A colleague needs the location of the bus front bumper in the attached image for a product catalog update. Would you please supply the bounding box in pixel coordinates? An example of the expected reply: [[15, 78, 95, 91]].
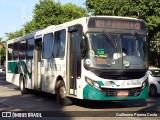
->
[[83, 85, 148, 101]]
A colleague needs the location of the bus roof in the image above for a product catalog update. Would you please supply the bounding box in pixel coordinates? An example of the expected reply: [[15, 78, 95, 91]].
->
[[35, 16, 144, 38], [46, 16, 143, 30], [89, 16, 141, 20], [8, 16, 145, 42]]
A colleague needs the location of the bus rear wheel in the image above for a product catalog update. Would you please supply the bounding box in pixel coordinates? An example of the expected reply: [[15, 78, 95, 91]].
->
[[20, 75, 28, 94], [57, 81, 72, 106]]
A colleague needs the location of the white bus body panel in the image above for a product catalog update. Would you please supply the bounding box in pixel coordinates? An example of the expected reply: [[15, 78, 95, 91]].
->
[[6, 73, 20, 86]]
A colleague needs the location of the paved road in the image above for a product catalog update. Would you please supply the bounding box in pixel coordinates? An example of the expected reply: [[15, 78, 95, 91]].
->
[[0, 73, 160, 120]]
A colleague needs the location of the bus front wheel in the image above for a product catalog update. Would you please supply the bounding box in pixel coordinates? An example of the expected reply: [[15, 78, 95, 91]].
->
[[57, 81, 72, 106], [149, 84, 158, 97], [20, 75, 28, 94]]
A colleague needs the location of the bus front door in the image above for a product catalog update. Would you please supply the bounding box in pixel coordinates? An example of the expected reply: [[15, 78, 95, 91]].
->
[[67, 25, 82, 96]]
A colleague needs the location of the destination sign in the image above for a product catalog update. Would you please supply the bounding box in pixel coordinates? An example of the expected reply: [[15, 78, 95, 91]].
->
[[88, 17, 146, 30]]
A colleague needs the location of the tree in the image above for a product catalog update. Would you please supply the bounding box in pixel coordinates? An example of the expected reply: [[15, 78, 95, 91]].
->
[[149, 41, 160, 67], [32, 0, 62, 29], [5, 29, 23, 40], [60, 3, 87, 23], [86, 0, 123, 15], [0, 38, 6, 65], [32, 0, 86, 29]]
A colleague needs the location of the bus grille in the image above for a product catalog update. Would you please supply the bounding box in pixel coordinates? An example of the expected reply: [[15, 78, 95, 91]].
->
[[101, 87, 142, 97]]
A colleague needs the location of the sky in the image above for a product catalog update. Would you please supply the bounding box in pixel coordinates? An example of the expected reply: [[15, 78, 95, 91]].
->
[[0, 0, 85, 40]]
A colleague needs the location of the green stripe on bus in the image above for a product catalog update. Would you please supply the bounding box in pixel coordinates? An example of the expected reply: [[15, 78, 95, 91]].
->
[[8, 61, 19, 74], [7, 61, 32, 79], [96, 81, 104, 86]]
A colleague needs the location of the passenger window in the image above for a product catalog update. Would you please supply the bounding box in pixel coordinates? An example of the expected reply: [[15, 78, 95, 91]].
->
[[43, 33, 53, 59], [19, 41, 26, 60], [53, 30, 66, 58], [26, 38, 35, 59], [13, 42, 19, 60]]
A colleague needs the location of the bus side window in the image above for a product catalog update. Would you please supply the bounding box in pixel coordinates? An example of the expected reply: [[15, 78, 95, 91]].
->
[[26, 38, 35, 59], [53, 29, 66, 58], [8, 44, 13, 60], [19, 40, 26, 60], [43, 33, 53, 59], [13, 42, 19, 60]]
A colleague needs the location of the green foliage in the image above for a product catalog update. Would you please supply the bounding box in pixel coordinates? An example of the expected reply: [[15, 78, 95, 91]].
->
[[149, 41, 160, 67], [86, 0, 124, 15], [24, 21, 37, 34], [0, 38, 6, 65], [61, 3, 87, 23], [32, 0, 86, 29], [33, 0, 62, 29], [0, 46, 6, 59], [5, 29, 23, 40]]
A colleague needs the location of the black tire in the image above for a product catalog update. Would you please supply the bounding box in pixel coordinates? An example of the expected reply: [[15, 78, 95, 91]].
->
[[20, 75, 28, 94], [57, 81, 72, 106], [149, 85, 158, 97]]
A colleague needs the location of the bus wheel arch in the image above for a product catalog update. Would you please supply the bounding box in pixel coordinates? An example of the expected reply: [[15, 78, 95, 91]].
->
[[19, 74, 28, 94], [55, 76, 72, 106]]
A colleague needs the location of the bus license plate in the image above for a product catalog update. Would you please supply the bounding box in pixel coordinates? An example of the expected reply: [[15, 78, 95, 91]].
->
[[117, 91, 129, 96]]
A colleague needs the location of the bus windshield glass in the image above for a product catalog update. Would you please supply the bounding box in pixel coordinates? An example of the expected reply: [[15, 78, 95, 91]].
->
[[85, 32, 147, 70]]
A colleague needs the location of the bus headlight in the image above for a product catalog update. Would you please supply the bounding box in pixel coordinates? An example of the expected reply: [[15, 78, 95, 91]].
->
[[85, 77, 101, 90], [142, 79, 148, 89]]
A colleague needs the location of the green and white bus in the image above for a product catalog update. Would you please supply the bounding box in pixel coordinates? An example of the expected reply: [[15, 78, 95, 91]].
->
[[6, 16, 148, 105]]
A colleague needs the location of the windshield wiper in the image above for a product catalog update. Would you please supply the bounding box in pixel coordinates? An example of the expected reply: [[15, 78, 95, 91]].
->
[[104, 31, 117, 48], [134, 32, 143, 44]]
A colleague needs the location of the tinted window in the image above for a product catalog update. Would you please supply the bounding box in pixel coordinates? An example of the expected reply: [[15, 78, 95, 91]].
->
[[8, 44, 13, 60], [43, 33, 53, 59], [13, 42, 19, 60], [19, 41, 26, 60], [54, 30, 66, 58], [26, 38, 34, 59]]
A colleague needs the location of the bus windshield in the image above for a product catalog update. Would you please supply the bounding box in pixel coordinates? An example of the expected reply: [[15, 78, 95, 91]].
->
[[85, 32, 148, 70]]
